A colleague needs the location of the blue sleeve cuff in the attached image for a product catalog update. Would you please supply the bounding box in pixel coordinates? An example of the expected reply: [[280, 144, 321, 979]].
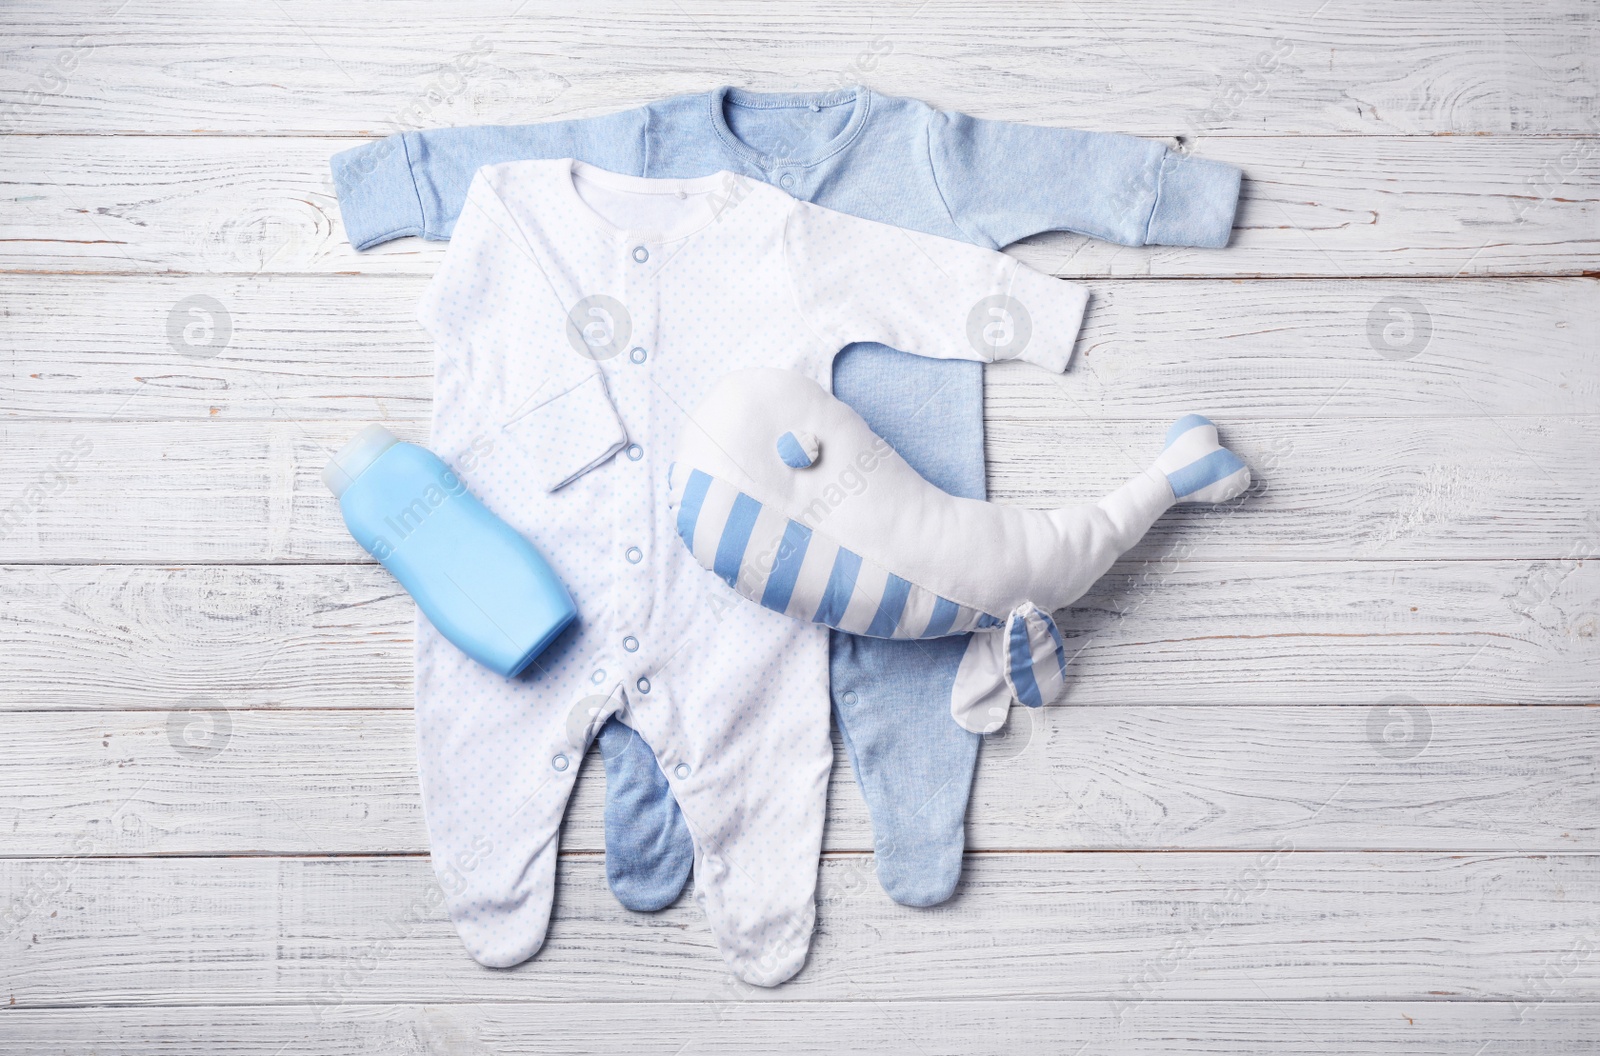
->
[[331, 136, 428, 250], [1144, 150, 1242, 249]]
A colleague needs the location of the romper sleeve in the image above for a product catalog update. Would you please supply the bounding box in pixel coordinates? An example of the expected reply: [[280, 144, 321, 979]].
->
[[925, 109, 1241, 250], [417, 170, 627, 493], [784, 199, 1089, 374], [332, 107, 651, 249]]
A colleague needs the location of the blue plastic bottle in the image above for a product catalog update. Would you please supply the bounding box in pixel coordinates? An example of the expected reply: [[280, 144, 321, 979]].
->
[[323, 425, 576, 678]]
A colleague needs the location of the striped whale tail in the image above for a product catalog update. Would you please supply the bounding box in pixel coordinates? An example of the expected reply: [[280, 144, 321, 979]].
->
[[950, 603, 1069, 735]]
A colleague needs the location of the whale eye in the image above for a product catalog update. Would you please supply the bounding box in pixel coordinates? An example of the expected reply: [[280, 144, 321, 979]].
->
[[776, 430, 820, 469]]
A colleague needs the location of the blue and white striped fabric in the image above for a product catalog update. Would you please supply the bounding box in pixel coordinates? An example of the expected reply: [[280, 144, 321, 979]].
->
[[1001, 603, 1068, 709], [1159, 413, 1251, 503], [672, 465, 1002, 640]]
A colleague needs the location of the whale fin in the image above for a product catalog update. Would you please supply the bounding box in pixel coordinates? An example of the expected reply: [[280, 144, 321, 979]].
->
[[950, 603, 1070, 734], [952, 631, 1012, 734], [1002, 603, 1069, 709]]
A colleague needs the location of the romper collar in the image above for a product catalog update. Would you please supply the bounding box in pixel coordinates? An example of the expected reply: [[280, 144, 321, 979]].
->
[[707, 85, 873, 170], [557, 159, 740, 242]]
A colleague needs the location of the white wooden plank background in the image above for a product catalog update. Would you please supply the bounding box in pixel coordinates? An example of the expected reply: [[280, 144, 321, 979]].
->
[[2, 559, 1595, 711], [8, 1002, 1600, 1056], [3, 704, 1596, 856], [1, 1, 1597, 1051], [1, 0, 1595, 136]]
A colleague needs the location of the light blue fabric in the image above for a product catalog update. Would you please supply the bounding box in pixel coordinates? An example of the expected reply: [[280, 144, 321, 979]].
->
[[775, 431, 814, 469], [711, 492, 762, 588], [1166, 413, 1216, 446], [1007, 615, 1045, 708], [332, 86, 1241, 910], [332, 87, 1240, 253], [761, 519, 812, 615], [866, 574, 912, 638], [595, 718, 692, 912], [1167, 447, 1248, 499]]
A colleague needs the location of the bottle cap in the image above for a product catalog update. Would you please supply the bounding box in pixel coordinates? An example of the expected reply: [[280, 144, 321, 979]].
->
[[322, 424, 399, 498]]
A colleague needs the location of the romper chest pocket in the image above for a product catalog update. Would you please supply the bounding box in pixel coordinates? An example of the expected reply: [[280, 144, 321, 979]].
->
[[503, 370, 628, 492]]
